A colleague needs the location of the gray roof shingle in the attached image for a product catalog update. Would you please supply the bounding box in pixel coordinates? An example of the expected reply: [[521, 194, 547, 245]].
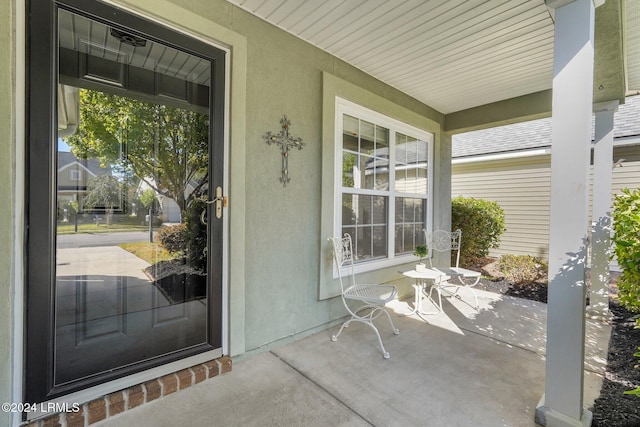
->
[[452, 95, 640, 158], [58, 151, 111, 176]]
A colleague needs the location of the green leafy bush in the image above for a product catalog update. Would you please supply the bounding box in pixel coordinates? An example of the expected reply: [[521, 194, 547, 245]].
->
[[612, 189, 640, 398], [498, 254, 548, 285], [155, 198, 208, 272], [611, 188, 640, 313], [156, 224, 187, 255], [451, 196, 506, 266], [184, 197, 208, 272]]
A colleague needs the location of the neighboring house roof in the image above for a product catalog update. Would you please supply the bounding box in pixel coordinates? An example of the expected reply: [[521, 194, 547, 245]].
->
[[453, 95, 640, 159], [57, 151, 110, 176]]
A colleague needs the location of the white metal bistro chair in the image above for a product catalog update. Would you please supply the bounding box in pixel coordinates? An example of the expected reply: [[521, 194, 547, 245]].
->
[[424, 229, 481, 309], [328, 234, 400, 359]]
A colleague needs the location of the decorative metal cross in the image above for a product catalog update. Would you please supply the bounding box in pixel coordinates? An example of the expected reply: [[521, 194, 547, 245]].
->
[[263, 115, 305, 187]]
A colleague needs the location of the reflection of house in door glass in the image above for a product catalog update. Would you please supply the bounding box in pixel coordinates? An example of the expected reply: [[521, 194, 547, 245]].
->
[[57, 152, 112, 221]]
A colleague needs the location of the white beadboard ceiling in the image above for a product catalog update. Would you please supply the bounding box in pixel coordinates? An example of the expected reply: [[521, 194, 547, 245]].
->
[[227, 0, 640, 114], [58, 8, 211, 86]]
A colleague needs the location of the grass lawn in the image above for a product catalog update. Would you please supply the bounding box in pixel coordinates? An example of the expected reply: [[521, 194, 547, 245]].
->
[[119, 242, 175, 264], [57, 223, 149, 234]]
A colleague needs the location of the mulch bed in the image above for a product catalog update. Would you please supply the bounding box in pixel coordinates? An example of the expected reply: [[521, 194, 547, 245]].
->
[[468, 258, 640, 426], [591, 301, 640, 427]]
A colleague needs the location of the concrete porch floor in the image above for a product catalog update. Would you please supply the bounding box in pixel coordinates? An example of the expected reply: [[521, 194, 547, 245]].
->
[[95, 288, 611, 427]]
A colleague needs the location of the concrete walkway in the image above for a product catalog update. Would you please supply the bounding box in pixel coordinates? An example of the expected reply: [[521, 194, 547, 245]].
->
[[95, 288, 611, 427]]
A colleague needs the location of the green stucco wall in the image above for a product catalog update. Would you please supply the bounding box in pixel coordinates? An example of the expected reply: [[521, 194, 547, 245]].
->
[[106, 0, 449, 355]]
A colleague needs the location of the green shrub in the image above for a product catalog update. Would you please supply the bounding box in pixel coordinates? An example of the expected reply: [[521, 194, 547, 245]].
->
[[611, 188, 640, 313], [154, 198, 208, 272], [612, 189, 640, 398], [184, 197, 208, 272], [156, 224, 187, 255], [451, 196, 506, 266], [498, 254, 548, 285]]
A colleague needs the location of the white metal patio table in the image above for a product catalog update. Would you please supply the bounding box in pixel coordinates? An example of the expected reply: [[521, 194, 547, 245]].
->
[[400, 268, 454, 315]]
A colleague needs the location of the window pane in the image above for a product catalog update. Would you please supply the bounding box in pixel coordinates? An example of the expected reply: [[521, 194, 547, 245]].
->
[[341, 194, 387, 262], [342, 152, 356, 188], [372, 225, 387, 258], [418, 165, 428, 180], [356, 227, 372, 260], [360, 120, 375, 154], [342, 194, 356, 225], [360, 155, 375, 190], [373, 160, 389, 191], [354, 155, 389, 191], [342, 115, 391, 192], [375, 125, 389, 150], [371, 195, 387, 227], [396, 133, 407, 164], [343, 115, 359, 151], [394, 224, 415, 254], [373, 126, 390, 191], [342, 226, 356, 242], [356, 194, 372, 224], [394, 197, 426, 255], [395, 133, 428, 195]]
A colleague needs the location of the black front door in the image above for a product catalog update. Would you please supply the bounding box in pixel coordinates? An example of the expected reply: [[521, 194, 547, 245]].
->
[[26, 0, 225, 404]]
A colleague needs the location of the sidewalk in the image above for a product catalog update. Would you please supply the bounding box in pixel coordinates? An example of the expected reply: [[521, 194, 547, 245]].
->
[[95, 288, 611, 427]]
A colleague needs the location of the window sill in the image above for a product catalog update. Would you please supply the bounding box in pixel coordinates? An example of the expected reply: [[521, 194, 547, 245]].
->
[[334, 254, 425, 279]]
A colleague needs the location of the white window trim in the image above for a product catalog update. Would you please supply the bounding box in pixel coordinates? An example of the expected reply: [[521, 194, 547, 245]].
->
[[334, 97, 434, 277]]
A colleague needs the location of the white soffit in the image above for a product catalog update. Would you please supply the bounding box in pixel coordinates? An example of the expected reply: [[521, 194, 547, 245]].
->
[[626, 0, 640, 92], [226, 0, 555, 114]]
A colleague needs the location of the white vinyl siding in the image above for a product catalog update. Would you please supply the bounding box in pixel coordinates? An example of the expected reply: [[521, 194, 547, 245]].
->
[[452, 156, 551, 259], [612, 161, 640, 192], [452, 156, 640, 261]]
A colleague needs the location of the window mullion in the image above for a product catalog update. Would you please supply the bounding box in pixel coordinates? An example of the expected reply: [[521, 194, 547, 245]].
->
[[342, 188, 388, 196], [388, 129, 396, 259]]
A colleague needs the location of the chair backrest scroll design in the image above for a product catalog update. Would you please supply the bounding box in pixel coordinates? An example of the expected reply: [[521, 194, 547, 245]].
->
[[329, 234, 356, 292], [423, 229, 463, 269]]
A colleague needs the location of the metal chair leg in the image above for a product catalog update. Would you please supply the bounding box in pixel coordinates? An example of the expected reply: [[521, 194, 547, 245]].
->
[[332, 305, 397, 359], [381, 307, 400, 335]]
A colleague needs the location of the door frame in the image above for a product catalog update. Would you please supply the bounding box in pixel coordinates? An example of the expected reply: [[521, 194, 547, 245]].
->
[[25, 0, 228, 407]]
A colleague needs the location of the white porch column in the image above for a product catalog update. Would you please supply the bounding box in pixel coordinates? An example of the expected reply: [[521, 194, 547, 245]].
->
[[536, 0, 596, 426], [588, 101, 618, 320]]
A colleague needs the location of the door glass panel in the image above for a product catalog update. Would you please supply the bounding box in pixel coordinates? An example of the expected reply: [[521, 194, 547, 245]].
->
[[55, 9, 212, 385]]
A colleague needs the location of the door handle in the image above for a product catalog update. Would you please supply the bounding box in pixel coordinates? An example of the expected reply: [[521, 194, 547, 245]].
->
[[214, 186, 224, 219], [204, 186, 226, 221]]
